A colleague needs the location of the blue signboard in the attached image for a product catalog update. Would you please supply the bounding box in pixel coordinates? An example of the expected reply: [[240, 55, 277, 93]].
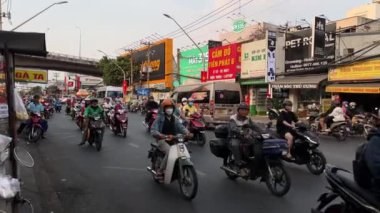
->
[[137, 88, 150, 96]]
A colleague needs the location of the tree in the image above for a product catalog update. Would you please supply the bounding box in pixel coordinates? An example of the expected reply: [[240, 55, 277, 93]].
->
[[29, 86, 43, 96], [46, 85, 61, 96], [97, 56, 140, 86]]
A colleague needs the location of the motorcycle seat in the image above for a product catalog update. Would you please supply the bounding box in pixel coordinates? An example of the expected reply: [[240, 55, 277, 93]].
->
[[336, 170, 380, 208]]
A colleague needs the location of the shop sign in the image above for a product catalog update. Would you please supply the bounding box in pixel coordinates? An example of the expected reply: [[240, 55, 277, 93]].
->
[[208, 43, 241, 81], [67, 80, 75, 90], [328, 59, 380, 81], [267, 31, 276, 82], [285, 23, 336, 73], [179, 45, 209, 85], [241, 39, 267, 79], [271, 84, 319, 89], [0, 69, 48, 83], [311, 16, 326, 59], [233, 19, 247, 33], [326, 85, 380, 94]]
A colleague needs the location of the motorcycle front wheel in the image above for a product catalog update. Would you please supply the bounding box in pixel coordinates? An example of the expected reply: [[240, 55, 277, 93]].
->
[[306, 150, 326, 175], [122, 127, 127, 138], [28, 127, 42, 143], [196, 132, 206, 147], [178, 166, 198, 200], [265, 162, 291, 197], [94, 131, 102, 151]]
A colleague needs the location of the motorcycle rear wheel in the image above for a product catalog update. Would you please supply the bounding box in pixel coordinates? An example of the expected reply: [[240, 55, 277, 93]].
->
[[265, 163, 291, 197], [306, 150, 326, 175], [178, 166, 198, 200], [28, 127, 42, 143], [94, 132, 102, 151], [122, 128, 127, 138]]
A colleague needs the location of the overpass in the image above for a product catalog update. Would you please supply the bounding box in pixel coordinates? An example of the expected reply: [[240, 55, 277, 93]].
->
[[14, 52, 102, 77]]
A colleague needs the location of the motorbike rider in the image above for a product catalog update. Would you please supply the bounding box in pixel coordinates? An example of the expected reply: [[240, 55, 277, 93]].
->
[[145, 96, 159, 124], [112, 99, 124, 127], [324, 101, 346, 132], [151, 99, 191, 181], [276, 100, 299, 159], [229, 103, 263, 176], [17, 95, 48, 137], [346, 102, 360, 119], [79, 98, 104, 146], [182, 97, 198, 118]]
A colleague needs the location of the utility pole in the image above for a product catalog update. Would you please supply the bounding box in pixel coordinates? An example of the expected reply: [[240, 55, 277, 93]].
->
[[126, 49, 134, 95]]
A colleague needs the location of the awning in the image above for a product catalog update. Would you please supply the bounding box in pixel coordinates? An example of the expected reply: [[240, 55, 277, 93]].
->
[[271, 74, 327, 89], [326, 83, 380, 94], [240, 78, 266, 85]]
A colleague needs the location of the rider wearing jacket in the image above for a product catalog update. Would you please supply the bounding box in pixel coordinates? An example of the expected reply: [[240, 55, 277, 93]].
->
[[79, 98, 104, 145], [145, 96, 159, 123], [151, 99, 190, 179], [229, 103, 263, 175], [17, 95, 48, 137]]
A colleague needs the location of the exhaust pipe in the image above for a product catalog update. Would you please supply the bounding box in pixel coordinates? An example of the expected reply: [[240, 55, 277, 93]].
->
[[220, 166, 239, 176], [147, 166, 157, 175]]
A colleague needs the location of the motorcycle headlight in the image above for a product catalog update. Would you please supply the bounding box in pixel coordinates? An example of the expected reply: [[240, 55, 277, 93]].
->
[[261, 134, 270, 139]]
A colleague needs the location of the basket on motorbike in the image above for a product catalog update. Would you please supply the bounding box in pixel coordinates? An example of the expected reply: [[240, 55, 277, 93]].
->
[[209, 139, 229, 158], [214, 125, 229, 139], [262, 139, 288, 155]]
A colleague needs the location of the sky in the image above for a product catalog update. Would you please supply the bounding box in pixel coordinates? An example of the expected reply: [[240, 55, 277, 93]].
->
[[1, 0, 371, 61]]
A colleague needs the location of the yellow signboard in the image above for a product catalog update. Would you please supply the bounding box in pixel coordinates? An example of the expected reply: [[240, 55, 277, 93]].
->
[[0, 69, 48, 83], [329, 59, 380, 81], [326, 85, 380, 94]]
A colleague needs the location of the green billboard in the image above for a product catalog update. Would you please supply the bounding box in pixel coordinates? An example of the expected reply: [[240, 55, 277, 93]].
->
[[179, 45, 208, 85]]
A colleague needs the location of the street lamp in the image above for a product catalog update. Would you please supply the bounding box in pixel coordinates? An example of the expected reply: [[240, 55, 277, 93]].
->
[[163, 13, 206, 75], [11, 1, 68, 31], [76, 26, 82, 58], [97, 50, 127, 94]]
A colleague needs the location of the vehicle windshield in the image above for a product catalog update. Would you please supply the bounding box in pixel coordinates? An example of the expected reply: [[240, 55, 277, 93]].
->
[[214, 90, 240, 104], [107, 91, 123, 98]]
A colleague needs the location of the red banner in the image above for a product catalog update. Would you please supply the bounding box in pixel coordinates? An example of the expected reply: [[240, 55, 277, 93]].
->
[[208, 43, 241, 81], [122, 80, 128, 95], [200, 71, 207, 82]]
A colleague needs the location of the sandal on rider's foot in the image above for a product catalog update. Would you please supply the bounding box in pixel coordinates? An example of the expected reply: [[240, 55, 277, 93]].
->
[[285, 153, 295, 161]]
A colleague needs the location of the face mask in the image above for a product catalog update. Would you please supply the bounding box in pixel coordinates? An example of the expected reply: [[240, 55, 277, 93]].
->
[[189, 102, 193, 106], [165, 108, 173, 115]]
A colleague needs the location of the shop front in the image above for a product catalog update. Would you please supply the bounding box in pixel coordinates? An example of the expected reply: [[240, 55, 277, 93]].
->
[[327, 59, 380, 111]]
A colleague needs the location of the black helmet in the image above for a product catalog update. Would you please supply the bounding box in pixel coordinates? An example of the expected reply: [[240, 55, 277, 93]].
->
[[33, 95, 40, 100], [283, 100, 293, 107], [90, 98, 98, 104], [238, 103, 249, 111]]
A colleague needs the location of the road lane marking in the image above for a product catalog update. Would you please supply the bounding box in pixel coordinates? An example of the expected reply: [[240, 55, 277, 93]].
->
[[103, 166, 145, 172], [129, 143, 139, 148]]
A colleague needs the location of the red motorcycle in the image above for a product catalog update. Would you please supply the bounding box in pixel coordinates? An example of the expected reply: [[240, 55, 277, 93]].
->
[[110, 108, 128, 137], [143, 109, 158, 133], [25, 112, 43, 143], [187, 113, 206, 146]]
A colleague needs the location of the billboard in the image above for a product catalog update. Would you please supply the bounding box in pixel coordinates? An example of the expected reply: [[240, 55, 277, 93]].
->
[[311, 16, 326, 59], [241, 39, 267, 79], [0, 69, 48, 83], [285, 23, 336, 73], [267, 31, 276, 82], [208, 43, 241, 81], [329, 59, 380, 81], [179, 45, 208, 85]]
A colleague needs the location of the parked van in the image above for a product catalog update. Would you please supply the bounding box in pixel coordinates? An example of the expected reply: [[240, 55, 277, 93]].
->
[[171, 82, 242, 126], [96, 86, 123, 101]]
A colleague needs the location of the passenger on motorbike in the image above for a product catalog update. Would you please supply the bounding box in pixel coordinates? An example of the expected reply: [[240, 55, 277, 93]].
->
[[346, 102, 360, 119], [276, 100, 299, 159], [151, 99, 190, 180], [145, 96, 159, 123], [364, 111, 380, 196], [112, 100, 124, 126], [182, 98, 197, 118], [17, 95, 48, 137], [228, 103, 263, 176], [324, 102, 346, 132], [79, 98, 104, 146]]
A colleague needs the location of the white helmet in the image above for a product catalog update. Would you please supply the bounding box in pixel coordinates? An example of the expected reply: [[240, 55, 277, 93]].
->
[[181, 97, 188, 102], [349, 102, 357, 107]]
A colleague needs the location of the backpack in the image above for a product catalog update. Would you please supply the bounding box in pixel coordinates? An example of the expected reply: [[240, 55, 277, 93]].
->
[[353, 143, 373, 189]]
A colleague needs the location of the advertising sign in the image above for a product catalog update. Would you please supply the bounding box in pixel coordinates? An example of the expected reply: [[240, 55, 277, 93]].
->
[[233, 19, 247, 33], [311, 16, 326, 59], [326, 85, 380, 94], [67, 80, 75, 90], [285, 23, 336, 73], [329, 59, 380, 81], [179, 45, 209, 85], [132, 40, 172, 81], [241, 40, 267, 79], [0, 69, 48, 83], [208, 43, 241, 81], [267, 31, 276, 82]]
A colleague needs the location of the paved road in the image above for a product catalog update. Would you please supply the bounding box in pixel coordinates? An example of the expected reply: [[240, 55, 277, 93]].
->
[[18, 111, 364, 213]]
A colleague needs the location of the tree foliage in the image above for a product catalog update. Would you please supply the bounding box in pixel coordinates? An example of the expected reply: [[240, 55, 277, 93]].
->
[[29, 86, 43, 96], [97, 56, 140, 86], [46, 85, 61, 96]]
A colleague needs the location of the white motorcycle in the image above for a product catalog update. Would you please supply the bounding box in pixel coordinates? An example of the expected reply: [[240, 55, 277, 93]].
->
[[147, 134, 198, 200]]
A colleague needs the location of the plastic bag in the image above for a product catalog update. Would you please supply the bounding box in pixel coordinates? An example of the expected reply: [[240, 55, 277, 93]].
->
[[0, 175, 20, 199], [15, 92, 28, 120]]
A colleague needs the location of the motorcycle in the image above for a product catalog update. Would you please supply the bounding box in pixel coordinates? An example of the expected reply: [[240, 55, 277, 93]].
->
[[186, 113, 206, 146], [75, 109, 84, 130], [147, 134, 198, 200], [109, 108, 128, 138], [310, 114, 349, 141], [143, 109, 158, 132], [86, 116, 105, 151], [209, 125, 291, 197], [312, 165, 380, 213], [72, 104, 82, 121], [24, 112, 44, 143], [55, 102, 62, 113], [269, 122, 327, 175], [43, 103, 51, 120], [103, 107, 111, 126], [267, 107, 280, 120]]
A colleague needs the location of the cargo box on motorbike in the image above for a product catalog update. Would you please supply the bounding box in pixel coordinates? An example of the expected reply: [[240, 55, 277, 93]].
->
[[214, 125, 229, 139], [209, 139, 229, 158], [262, 139, 288, 155]]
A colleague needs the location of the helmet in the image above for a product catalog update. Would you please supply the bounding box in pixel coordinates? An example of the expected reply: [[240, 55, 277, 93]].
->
[[283, 100, 293, 107], [238, 102, 249, 111], [33, 95, 40, 100], [161, 99, 174, 108], [181, 97, 188, 102], [90, 98, 98, 103], [349, 102, 357, 107]]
